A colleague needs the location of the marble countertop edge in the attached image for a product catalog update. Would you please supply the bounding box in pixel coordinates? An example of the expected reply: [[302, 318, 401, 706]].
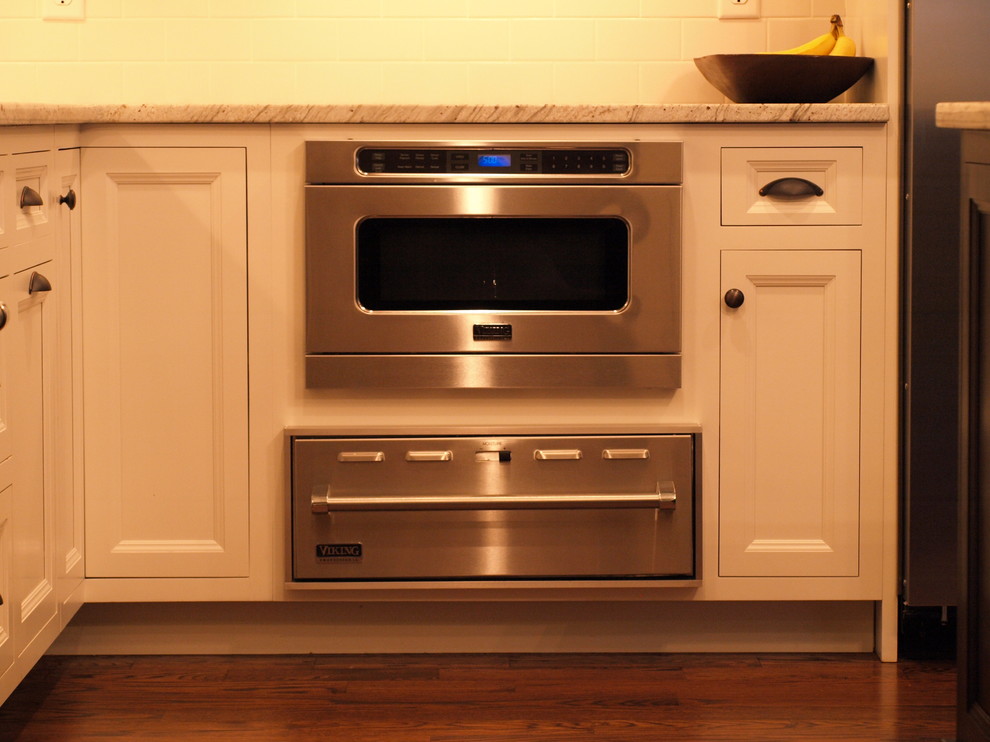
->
[[0, 102, 889, 125]]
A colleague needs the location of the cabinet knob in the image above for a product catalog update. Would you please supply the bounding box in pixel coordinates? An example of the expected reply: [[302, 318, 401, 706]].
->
[[19, 185, 43, 209], [59, 188, 77, 210], [724, 288, 745, 309], [28, 271, 52, 295], [0, 303, 6, 331]]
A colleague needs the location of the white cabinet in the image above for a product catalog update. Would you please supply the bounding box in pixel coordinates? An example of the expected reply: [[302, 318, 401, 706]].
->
[[0, 128, 74, 703], [81, 147, 249, 579], [719, 249, 862, 577]]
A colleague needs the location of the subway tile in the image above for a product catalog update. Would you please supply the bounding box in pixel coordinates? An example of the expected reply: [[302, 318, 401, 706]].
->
[[812, 0, 846, 18], [86, 0, 123, 17], [469, 0, 554, 19], [123, 0, 207, 17], [296, 0, 381, 17], [467, 62, 555, 104], [167, 19, 253, 62], [209, 0, 289, 18], [554, 0, 641, 17], [336, 19, 426, 61], [123, 62, 212, 102], [210, 62, 297, 103], [762, 0, 813, 18], [422, 20, 510, 61], [553, 62, 639, 103], [641, 60, 724, 103], [79, 19, 167, 61], [597, 19, 681, 61], [36, 62, 123, 103], [642, 0, 717, 17], [0, 20, 79, 62], [510, 19, 596, 61], [0, 0, 41, 18], [0, 63, 38, 101], [682, 18, 767, 57], [252, 19, 341, 61], [296, 61, 384, 102], [381, 62, 469, 103], [381, 0, 468, 17]]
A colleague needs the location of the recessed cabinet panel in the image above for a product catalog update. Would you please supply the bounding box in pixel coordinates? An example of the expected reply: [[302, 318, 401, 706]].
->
[[720, 250, 862, 577], [0, 155, 10, 253], [81, 148, 249, 578], [721, 147, 863, 226]]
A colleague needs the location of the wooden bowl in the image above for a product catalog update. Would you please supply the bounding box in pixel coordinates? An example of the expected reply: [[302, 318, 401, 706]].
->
[[693, 53, 874, 104]]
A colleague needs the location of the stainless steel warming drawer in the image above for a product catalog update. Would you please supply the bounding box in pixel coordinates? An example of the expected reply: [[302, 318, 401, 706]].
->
[[290, 433, 699, 582]]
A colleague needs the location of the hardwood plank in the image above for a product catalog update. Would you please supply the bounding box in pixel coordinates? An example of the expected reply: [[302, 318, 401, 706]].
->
[[0, 653, 956, 742]]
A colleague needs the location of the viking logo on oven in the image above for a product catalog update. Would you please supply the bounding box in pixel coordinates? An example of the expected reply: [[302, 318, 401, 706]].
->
[[316, 543, 363, 562]]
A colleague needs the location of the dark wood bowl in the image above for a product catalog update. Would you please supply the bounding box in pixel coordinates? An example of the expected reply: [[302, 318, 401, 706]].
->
[[694, 53, 874, 104]]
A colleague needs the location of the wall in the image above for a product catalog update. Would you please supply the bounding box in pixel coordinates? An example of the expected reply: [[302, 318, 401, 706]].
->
[[2, 0, 857, 105]]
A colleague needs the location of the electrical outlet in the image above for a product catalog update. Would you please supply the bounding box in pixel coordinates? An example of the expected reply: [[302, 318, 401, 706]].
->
[[43, 0, 85, 21], [718, 0, 761, 19]]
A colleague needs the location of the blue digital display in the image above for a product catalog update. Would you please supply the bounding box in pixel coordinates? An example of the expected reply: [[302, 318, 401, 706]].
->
[[478, 154, 512, 168]]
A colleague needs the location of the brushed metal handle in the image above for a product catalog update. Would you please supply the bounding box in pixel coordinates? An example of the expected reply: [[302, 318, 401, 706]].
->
[[28, 271, 52, 295], [311, 482, 676, 513], [19, 185, 43, 209], [534, 449, 583, 461], [603, 448, 650, 460], [405, 450, 453, 462], [337, 451, 385, 463]]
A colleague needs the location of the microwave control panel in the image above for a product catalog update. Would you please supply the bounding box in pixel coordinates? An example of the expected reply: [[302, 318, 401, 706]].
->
[[356, 147, 630, 176]]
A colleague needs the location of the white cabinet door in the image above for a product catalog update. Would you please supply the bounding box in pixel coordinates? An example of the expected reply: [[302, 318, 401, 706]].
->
[[720, 250, 862, 577], [81, 148, 249, 578], [10, 260, 58, 654]]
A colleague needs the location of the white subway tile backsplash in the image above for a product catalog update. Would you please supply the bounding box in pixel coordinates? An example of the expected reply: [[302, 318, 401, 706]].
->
[[597, 19, 682, 61], [511, 19, 596, 61], [0, 4, 857, 104]]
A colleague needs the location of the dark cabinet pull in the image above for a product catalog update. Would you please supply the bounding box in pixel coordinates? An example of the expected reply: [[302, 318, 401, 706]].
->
[[724, 288, 745, 309], [758, 177, 824, 198], [0, 303, 6, 331], [28, 271, 52, 295], [19, 185, 43, 209], [59, 188, 77, 210]]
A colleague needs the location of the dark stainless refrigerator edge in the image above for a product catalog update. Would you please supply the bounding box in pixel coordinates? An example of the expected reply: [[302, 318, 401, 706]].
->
[[902, 0, 990, 608]]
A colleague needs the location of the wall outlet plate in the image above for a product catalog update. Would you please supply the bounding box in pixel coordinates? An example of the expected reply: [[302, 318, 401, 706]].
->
[[43, 0, 85, 21], [718, 0, 761, 19]]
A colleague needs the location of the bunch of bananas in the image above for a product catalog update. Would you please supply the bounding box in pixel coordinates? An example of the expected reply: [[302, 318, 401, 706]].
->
[[770, 14, 856, 56]]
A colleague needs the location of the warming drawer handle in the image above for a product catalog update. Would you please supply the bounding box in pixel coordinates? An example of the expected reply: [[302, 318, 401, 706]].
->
[[534, 449, 583, 461], [310, 481, 676, 513]]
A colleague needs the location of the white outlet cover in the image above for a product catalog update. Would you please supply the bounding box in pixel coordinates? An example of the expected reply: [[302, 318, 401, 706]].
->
[[43, 0, 86, 21], [718, 0, 761, 19]]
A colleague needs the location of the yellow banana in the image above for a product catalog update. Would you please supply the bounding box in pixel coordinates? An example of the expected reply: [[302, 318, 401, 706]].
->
[[829, 15, 857, 56], [770, 14, 842, 55]]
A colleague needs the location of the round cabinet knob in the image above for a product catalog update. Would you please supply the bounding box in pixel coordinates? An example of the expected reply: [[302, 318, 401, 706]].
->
[[0, 303, 7, 331], [59, 189, 77, 210], [724, 288, 745, 309]]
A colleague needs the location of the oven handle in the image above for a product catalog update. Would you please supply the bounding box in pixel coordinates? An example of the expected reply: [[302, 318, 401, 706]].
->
[[311, 481, 676, 513]]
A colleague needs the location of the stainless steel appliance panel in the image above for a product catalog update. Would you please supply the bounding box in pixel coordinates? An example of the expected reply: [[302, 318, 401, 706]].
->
[[305, 184, 680, 355], [291, 434, 697, 581]]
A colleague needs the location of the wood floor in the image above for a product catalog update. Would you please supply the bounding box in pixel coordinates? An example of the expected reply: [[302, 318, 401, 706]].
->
[[0, 653, 955, 742]]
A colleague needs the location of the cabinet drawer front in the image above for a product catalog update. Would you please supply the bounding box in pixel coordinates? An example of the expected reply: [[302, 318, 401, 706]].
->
[[721, 147, 863, 226]]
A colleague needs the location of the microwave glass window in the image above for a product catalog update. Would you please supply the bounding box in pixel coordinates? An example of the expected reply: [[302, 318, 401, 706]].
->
[[356, 217, 629, 311]]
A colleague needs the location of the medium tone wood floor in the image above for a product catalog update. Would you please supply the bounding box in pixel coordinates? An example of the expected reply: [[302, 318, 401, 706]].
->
[[0, 653, 955, 742]]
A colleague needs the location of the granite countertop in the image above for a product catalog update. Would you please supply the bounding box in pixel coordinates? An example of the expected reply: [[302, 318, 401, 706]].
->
[[936, 102, 990, 130], [0, 102, 889, 125]]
